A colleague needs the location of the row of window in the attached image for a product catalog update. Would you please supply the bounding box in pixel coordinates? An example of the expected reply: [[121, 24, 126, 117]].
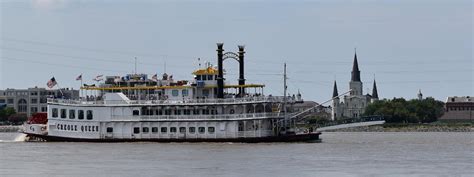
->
[[31, 107, 48, 113], [448, 107, 474, 111], [52, 108, 93, 120], [56, 124, 99, 132], [138, 109, 219, 116], [0, 98, 47, 104], [195, 75, 218, 81], [106, 126, 216, 134], [171, 89, 189, 97]]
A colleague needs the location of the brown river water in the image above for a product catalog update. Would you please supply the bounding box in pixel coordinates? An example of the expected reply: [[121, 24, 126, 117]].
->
[[0, 132, 472, 177]]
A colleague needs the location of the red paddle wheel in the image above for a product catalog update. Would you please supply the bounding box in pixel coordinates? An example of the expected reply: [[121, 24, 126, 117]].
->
[[27, 112, 48, 124]]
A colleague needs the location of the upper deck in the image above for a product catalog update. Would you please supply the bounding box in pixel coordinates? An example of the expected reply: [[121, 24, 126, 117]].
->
[[48, 95, 298, 107]]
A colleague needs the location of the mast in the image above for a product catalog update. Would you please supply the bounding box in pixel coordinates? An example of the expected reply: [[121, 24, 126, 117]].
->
[[134, 57, 137, 75], [283, 63, 288, 130]]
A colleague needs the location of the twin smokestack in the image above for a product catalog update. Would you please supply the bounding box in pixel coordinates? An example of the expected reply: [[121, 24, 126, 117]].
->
[[216, 43, 245, 98]]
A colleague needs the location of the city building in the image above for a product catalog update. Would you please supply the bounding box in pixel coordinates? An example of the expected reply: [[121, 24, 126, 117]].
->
[[0, 87, 79, 117], [439, 96, 473, 122], [331, 52, 379, 120]]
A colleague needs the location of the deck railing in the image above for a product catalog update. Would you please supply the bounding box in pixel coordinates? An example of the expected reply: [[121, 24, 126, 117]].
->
[[110, 112, 286, 121], [48, 96, 295, 106]]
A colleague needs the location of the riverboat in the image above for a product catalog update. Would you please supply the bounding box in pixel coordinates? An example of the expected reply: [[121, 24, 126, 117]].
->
[[23, 44, 321, 142]]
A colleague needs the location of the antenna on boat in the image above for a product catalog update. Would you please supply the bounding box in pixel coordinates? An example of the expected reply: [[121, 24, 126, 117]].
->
[[283, 62, 288, 130], [134, 57, 137, 74]]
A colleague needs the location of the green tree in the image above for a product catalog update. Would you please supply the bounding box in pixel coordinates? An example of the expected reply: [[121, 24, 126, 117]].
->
[[0, 107, 16, 122], [364, 97, 444, 123]]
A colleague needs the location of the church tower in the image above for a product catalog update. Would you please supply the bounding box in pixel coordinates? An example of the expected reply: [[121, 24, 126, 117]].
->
[[349, 51, 363, 96], [331, 80, 340, 120], [371, 79, 379, 102]]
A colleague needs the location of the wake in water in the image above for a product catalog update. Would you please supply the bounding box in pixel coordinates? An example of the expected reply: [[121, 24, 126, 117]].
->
[[14, 133, 27, 142]]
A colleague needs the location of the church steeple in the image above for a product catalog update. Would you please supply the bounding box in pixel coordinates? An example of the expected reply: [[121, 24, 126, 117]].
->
[[351, 51, 361, 82], [372, 80, 378, 99], [332, 80, 339, 98]]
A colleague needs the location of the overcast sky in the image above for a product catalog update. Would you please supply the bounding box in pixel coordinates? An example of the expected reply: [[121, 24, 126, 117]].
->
[[0, 0, 472, 103]]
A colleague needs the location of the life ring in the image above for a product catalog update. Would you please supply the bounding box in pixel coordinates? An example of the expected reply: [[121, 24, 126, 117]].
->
[[41, 127, 46, 131]]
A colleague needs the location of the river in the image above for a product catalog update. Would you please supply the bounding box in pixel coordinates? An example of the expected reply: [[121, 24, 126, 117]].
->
[[0, 132, 472, 177]]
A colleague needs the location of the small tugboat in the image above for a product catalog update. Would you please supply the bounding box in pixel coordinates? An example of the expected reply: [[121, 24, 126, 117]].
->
[[23, 44, 321, 142]]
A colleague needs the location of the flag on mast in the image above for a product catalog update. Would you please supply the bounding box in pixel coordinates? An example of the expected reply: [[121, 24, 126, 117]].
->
[[93, 75, 104, 81], [47, 77, 57, 88], [76, 74, 82, 81]]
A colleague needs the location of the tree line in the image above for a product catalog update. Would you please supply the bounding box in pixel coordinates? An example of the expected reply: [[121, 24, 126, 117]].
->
[[0, 107, 28, 125], [364, 97, 445, 123]]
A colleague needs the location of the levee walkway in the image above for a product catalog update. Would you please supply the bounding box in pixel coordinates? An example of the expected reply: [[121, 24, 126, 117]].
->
[[317, 120, 385, 131]]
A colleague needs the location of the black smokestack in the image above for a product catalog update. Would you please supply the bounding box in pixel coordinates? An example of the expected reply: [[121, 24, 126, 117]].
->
[[217, 43, 224, 98], [238, 45, 245, 96]]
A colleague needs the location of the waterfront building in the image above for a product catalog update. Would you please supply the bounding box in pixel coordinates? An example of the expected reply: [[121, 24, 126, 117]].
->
[[439, 96, 473, 122], [331, 52, 379, 120], [0, 87, 79, 117]]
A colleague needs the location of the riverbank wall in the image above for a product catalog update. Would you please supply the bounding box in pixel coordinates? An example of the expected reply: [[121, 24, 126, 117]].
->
[[0, 126, 22, 132], [324, 124, 472, 132]]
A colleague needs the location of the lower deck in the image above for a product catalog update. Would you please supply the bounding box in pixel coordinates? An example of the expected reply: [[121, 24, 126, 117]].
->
[[25, 132, 321, 143], [46, 119, 279, 140]]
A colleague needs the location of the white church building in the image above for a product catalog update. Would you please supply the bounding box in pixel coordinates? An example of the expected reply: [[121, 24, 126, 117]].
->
[[331, 52, 379, 120]]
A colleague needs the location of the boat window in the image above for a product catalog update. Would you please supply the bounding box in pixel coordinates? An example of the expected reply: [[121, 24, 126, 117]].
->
[[198, 127, 205, 134], [74, 125, 77, 131], [189, 127, 195, 133], [182, 89, 189, 97], [215, 75, 218, 80], [207, 75, 213, 80], [67, 125, 70, 131], [172, 90, 179, 97], [202, 75, 207, 81], [81, 126, 84, 132], [78, 110, 84, 120], [52, 108, 58, 118], [86, 110, 93, 120], [152, 127, 158, 133], [196, 75, 202, 81], [60, 109, 67, 118], [88, 126, 92, 132], [161, 127, 167, 133], [107, 127, 113, 133], [142, 127, 149, 133], [208, 127, 215, 133], [170, 127, 177, 133], [179, 127, 186, 133], [133, 127, 140, 134], [69, 110, 75, 119], [133, 110, 140, 116], [96, 126, 99, 131], [92, 126, 95, 131]]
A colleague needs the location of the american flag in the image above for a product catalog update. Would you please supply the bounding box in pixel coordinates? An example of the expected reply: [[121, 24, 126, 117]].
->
[[76, 74, 82, 81], [47, 77, 57, 88], [93, 75, 103, 81]]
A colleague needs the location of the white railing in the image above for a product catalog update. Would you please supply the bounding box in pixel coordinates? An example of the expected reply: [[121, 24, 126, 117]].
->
[[110, 112, 285, 121], [48, 96, 296, 106]]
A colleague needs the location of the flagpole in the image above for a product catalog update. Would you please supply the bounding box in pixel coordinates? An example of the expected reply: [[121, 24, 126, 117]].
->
[[56, 82, 64, 97], [80, 79, 83, 100]]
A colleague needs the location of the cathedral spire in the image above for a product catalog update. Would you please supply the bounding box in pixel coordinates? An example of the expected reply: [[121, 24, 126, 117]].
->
[[372, 79, 378, 99], [351, 50, 361, 82], [333, 80, 339, 98]]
